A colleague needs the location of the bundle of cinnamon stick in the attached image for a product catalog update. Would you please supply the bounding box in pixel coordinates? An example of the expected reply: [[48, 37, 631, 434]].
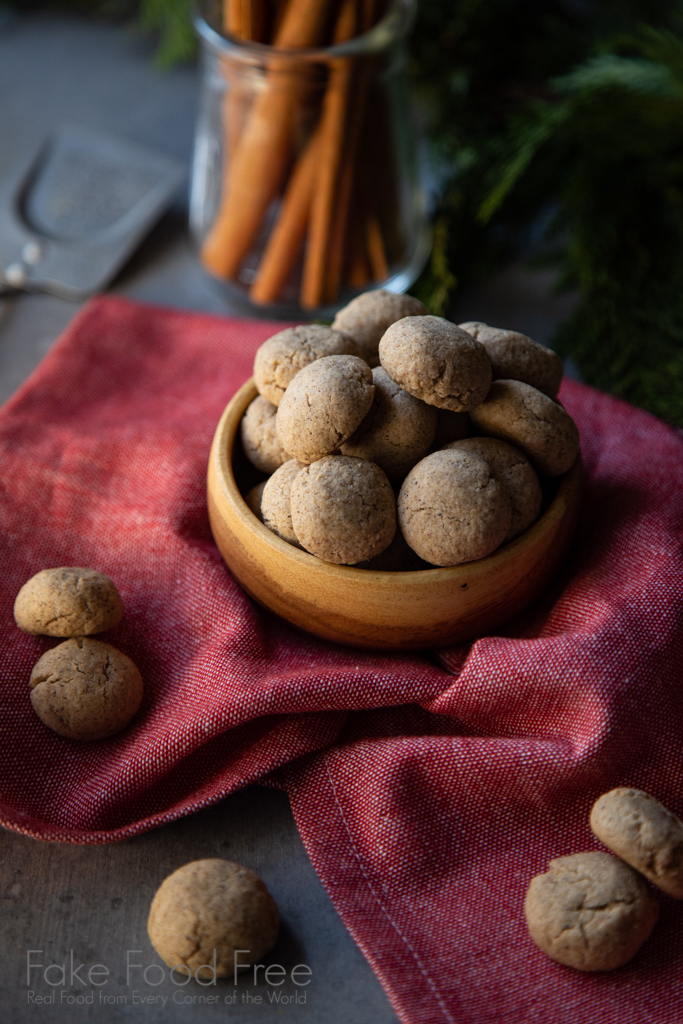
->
[[200, 0, 397, 310]]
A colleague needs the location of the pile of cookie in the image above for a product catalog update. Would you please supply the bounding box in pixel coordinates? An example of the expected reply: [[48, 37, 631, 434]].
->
[[13, 567, 142, 741], [526, 788, 683, 971], [240, 290, 580, 568]]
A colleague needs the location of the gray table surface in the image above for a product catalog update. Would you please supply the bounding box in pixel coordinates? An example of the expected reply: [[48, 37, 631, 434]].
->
[[0, 12, 576, 1023]]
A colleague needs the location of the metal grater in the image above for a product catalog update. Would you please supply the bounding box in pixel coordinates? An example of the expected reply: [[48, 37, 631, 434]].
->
[[0, 126, 185, 300]]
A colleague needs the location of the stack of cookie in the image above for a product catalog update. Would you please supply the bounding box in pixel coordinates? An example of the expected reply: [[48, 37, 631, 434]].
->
[[525, 788, 683, 971], [14, 568, 143, 741], [239, 290, 580, 568]]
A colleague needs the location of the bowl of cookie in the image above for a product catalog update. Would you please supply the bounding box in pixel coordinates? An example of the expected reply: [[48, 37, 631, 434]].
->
[[207, 292, 581, 650]]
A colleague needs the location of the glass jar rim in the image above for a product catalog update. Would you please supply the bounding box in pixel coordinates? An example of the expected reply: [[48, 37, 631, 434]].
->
[[194, 0, 415, 63]]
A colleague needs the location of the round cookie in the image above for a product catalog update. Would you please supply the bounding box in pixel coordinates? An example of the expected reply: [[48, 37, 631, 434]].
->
[[398, 449, 511, 566], [29, 637, 143, 741], [240, 395, 292, 474], [590, 788, 683, 900], [290, 456, 395, 564], [261, 459, 304, 546], [14, 567, 124, 637], [459, 322, 563, 398], [276, 355, 375, 464], [332, 290, 427, 366], [244, 481, 266, 522], [378, 316, 491, 412], [341, 366, 437, 481], [148, 859, 279, 980], [445, 437, 542, 541], [253, 324, 359, 406], [524, 851, 659, 971], [469, 379, 580, 476]]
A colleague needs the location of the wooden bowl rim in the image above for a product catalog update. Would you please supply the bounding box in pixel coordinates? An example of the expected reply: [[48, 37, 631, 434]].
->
[[210, 378, 581, 587]]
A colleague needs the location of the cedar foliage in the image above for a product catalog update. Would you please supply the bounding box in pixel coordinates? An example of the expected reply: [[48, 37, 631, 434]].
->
[[410, 1, 683, 424]]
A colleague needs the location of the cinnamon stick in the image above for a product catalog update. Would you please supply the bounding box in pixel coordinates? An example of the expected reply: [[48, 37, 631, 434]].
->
[[201, 0, 334, 280], [300, 0, 357, 308], [250, 127, 322, 304]]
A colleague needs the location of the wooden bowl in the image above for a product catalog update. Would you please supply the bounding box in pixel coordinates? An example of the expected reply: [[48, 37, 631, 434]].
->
[[207, 379, 581, 650]]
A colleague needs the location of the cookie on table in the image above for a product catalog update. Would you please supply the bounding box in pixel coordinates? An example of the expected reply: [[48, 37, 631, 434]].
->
[[276, 354, 375, 464], [459, 321, 563, 398], [240, 395, 292, 474], [290, 456, 395, 564], [332, 290, 427, 367], [341, 366, 437, 482], [148, 859, 279, 980], [445, 437, 542, 541], [253, 324, 359, 406], [261, 459, 304, 546], [379, 316, 491, 412], [524, 851, 659, 971], [469, 379, 579, 476], [398, 449, 511, 566], [14, 567, 124, 637], [29, 637, 143, 741], [590, 788, 683, 900]]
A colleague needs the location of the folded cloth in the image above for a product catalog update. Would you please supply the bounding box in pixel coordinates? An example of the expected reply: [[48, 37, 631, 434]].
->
[[0, 295, 681, 1023]]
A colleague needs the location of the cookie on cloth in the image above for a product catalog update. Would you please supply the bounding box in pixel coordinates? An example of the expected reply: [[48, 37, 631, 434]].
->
[[261, 459, 304, 546], [459, 322, 563, 398], [397, 449, 511, 566], [276, 355, 375, 464], [444, 437, 542, 541], [332, 290, 427, 367], [253, 324, 359, 407], [590, 788, 683, 900], [29, 637, 143, 741], [469, 379, 579, 476], [378, 316, 491, 412], [290, 456, 395, 564], [341, 366, 437, 481], [14, 567, 124, 637], [240, 395, 292, 474], [148, 859, 279, 980], [524, 851, 659, 971]]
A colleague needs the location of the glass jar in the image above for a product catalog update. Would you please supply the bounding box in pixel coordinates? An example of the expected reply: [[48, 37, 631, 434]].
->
[[191, 0, 430, 318]]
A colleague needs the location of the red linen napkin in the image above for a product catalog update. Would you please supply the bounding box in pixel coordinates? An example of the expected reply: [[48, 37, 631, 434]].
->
[[0, 295, 682, 1023]]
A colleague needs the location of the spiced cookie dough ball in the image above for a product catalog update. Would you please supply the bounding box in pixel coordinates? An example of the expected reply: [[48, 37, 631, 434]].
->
[[290, 456, 395, 564], [253, 325, 359, 406], [379, 316, 492, 412], [459, 322, 563, 398], [341, 367, 437, 481], [469, 379, 580, 476], [240, 395, 292, 474], [332, 290, 427, 367], [524, 852, 659, 971], [29, 637, 143, 741], [148, 859, 279, 980], [261, 459, 304, 546], [445, 437, 542, 541], [398, 449, 511, 566], [276, 355, 375, 464], [14, 567, 124, 637], [591, 789, 683, 900]]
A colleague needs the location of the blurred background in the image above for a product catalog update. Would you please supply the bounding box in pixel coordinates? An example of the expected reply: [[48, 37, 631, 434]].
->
[[3, 0, 683, 425]]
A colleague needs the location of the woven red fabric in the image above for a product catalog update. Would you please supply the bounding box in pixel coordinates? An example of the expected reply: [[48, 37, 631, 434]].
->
[[1, 295, 682, 1022]]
